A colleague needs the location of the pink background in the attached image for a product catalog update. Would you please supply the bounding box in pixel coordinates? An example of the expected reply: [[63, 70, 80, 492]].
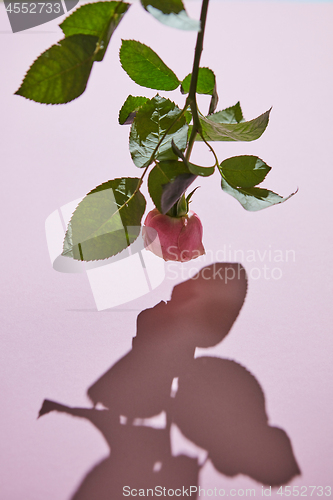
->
[[1, 0, 333, 498]]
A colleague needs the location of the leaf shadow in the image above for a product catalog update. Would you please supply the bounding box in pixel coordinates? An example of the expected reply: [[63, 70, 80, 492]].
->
[[39, 263, 300, 498]]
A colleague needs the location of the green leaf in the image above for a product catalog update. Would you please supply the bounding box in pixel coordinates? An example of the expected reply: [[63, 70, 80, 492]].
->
[[194, 108, 271, 142], [181, 68, 216, 95], [171, 138, 214, 177], [209, 102, 244, 124], [221, 177, 296, 212], [188, 162, 215, 177], [15, 35, 99, 104], [16, 2, 129, 104], [148, 160, 192, 213], [120, 40, 180, 91], [184, 109, 192, 124], [141, 0, 200, 31], [119, 95, 149, 125], [129, 95, 188, 168], [186, 186, 199, 205], [141, 0, 184, 15], [219, 156, 271, 188], [62, 178, 146, 261], [60, 1, 129, 62]]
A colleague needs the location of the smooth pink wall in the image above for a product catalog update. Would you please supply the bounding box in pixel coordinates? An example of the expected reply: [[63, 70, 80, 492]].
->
[[1, 1, 332, 498]]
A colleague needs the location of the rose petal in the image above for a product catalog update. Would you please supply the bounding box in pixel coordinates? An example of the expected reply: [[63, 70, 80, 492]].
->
[[178, 212, 205, 262], [144, 209, 205, 262]]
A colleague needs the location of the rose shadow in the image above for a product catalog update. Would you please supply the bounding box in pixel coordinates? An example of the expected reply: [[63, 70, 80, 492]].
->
[[39, 263, 300, 499]]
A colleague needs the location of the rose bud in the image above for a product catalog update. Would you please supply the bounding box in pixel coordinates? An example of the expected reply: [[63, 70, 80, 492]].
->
[[143, 208, 205, 262]]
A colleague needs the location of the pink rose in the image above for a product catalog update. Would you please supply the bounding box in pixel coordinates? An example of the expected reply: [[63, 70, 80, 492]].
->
[[143, 208, 205, 262]]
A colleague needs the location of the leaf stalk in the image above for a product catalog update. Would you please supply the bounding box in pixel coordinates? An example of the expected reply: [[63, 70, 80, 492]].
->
[[186, 0, 210, 161]]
